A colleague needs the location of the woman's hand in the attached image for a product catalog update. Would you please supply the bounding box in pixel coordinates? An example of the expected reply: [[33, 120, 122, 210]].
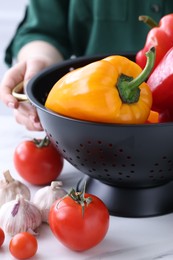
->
[[0, 41, 63, 131], [0, 59, 48, 131]]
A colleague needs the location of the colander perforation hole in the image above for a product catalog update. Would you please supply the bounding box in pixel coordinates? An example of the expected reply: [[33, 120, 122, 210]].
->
[[145, 155, 173, 182]]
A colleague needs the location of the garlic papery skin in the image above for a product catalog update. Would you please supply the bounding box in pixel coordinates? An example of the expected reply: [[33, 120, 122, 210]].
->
[[0, 194, 42, 236], [0, 170, 30, 207], [33, 181, 67, 223]]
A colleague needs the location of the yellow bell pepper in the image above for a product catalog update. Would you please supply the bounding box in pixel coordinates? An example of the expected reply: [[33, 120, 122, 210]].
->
[[45, 48, 155, 124]]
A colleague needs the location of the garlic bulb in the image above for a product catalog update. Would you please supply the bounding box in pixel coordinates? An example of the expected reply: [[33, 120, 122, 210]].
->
[[0, 194, 42, 236], [33, 181, 67, 223], [0, 170, 30, 207]]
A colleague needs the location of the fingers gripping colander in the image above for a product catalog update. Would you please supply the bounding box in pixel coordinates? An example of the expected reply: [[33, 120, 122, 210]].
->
[[26, 55, 173, 217]]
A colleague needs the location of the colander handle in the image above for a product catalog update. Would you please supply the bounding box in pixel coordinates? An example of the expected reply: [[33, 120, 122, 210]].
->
[[12, 82, 28, 101]]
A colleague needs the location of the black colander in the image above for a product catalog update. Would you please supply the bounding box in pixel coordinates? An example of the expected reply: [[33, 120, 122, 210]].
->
[[26, 55, 173, 217]]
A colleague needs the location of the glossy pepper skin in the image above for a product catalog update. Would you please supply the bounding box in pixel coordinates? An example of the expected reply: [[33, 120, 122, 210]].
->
[[147, 46, 173, 122], [45, 48, 155, 124], [136, 14, 173, 71], [159, 110, 173, 123], [146, 110, 159, 124]]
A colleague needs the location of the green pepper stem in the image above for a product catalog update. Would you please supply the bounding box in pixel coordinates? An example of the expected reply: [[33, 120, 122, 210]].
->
[[138, 15, 158, 28], [117, 47, 155, 104]]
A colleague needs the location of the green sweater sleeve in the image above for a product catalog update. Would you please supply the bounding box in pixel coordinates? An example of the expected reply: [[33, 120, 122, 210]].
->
[[5, 0, 72, 66]]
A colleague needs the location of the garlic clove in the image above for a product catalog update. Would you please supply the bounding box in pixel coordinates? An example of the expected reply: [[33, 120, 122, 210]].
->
[[33, 181, 67, 223], [0, 170, 30, 207], [0, 194, 42, 236]]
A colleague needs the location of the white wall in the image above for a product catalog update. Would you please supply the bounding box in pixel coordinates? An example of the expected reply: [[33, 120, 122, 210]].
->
[[0, 0, 28, 114]]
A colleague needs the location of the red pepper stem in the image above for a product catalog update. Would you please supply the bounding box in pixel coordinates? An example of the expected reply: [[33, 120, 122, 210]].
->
[[138, 15, 158, 28], [117, 47, 155, 104]]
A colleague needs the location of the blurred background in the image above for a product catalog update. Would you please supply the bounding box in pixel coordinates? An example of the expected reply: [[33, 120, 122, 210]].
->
[[0, 0, 28, 115]]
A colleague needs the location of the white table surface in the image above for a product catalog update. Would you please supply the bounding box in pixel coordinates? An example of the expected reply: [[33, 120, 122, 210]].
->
[[1, 115, 173, 260]]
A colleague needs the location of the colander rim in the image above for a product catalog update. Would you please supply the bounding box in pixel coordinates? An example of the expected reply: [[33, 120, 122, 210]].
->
[[26, 55, 173, 128]]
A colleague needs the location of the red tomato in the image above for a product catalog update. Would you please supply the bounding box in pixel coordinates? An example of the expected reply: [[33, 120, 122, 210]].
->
[[49, 192, 110, 251], [0, 227, 5, 247], [9, 232, 38, 259], [13, 137, 64, 185]]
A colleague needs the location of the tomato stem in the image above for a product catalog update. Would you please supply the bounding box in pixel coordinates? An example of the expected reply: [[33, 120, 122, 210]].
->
[[57, 183, 92, 216], [33, 136, 50, 148]]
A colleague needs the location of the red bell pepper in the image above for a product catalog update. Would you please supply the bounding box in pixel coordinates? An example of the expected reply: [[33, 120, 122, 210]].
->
[[136, 14, 173, 71], [159, 110, 173, 123], [147, 46, 173, 122]]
